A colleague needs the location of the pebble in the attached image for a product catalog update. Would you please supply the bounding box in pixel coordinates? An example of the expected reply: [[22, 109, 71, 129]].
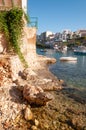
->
[[31, 125, 38, 130], [24, 107, 33, 121], [34, 119, 39, 126]]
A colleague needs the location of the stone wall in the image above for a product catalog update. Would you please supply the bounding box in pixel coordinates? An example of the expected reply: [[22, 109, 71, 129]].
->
[[0, 33, 8, 53], [12, 27, 37, 79], [0, 27, 37, 56], [21, 27, 36, 55], [0, 0, 21, 7], [20, 27, 37, 68], [0, 26, 37, 79]]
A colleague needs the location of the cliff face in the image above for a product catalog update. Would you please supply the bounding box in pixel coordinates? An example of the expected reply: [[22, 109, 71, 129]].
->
[[0, 26, 38, 80], [11, 27, 38, 80], [21, 27, 37, 67], [0, 18, 64, 130], [0, 33, 8, 53]]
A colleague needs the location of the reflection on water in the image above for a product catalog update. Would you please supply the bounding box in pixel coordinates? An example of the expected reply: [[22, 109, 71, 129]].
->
[[37, 48, 86, 100], [60, 60, 77, 64], [37, 49, 86, 104]]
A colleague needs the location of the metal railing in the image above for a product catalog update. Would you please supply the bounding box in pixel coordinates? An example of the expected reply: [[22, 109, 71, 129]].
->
[[28, 17, 38, 29]]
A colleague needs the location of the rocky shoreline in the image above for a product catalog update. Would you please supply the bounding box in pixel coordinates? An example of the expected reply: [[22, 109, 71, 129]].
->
[[0, 54, 86, 130]]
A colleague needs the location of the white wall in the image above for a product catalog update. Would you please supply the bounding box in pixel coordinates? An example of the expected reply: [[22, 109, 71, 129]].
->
[[22, 0, 27, 13]]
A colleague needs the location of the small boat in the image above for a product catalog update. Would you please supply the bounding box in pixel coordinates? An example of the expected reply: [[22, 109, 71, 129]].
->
[[60, 56, 77, 61], [53, 45, 59, 50], [74, 46, 86, 55], [61, 46, 68, 53], [54, 45, 67, 53], [40, 49, 47, 52]]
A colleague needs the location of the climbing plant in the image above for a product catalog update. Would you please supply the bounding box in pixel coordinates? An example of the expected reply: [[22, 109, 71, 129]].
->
[[11, 0, 14, 7], [2, 0, 5, 5], [0, 8, 30, 68]]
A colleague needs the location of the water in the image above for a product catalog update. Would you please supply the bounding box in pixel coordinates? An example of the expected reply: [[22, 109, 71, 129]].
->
[[37, 48, 86, 99]]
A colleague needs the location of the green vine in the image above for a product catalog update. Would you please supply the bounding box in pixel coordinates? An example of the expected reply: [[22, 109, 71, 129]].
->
[[11, 0, 14, 7], [2, 0, 5, 5], [0, 8, 30, 68]]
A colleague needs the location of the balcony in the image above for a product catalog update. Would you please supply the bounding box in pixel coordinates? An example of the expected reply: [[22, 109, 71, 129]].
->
[[28, 17, 38, 29]]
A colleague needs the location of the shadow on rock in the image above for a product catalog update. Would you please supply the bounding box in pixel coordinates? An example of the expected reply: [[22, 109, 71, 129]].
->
[[9, 86, 24, 104]]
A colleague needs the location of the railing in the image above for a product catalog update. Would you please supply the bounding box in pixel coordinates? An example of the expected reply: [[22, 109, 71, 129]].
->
[[28, 17, 38, 29], [0, 6, 38, 29]]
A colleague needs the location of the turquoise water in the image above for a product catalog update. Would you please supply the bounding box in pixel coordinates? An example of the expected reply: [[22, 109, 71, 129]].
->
[[37, 48, 86, 93]]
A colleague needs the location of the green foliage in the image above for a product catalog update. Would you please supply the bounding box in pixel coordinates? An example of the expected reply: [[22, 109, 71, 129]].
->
[[11, 0, 14, 7], [0, 8, 29, 68], [2, 0, 5, 5], [36, 42, 51, 49], [24, 12, 30, 24]]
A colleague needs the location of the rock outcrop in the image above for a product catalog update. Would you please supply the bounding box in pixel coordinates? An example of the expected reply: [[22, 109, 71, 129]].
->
[[0, 18, 64, 130], [23, 84, 53, 106]]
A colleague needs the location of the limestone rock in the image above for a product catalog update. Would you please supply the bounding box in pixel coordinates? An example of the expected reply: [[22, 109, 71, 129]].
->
[[34, 119, 39, 126], [45, 57, 57, 64], [31, 125, 38, 130], [0, 44, 3, 53], [35, 92, 53, 105], [13, 79, 26, 91], [21, 68, 37, 80], [23, 84, 53, 106], [24, 107, 33, 121]]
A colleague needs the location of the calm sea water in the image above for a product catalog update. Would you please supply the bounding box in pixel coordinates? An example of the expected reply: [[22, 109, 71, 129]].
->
[[37, 48, 86, 94]]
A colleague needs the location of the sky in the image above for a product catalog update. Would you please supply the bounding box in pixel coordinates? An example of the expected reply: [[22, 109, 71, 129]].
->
[[28, 0, 86, 34]]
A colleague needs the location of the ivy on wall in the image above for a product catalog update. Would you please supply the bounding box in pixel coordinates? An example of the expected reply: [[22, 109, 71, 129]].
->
[[2, 0, 5, 5], [0, 7, 29, 68], [11, 0, 13, 7]]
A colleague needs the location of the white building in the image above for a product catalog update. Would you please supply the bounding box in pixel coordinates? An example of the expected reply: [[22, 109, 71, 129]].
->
[[45, 31, 53, 37], [62, 29, 72, 41], [75, 29, 86, 37], [40, 31, 53, 42]]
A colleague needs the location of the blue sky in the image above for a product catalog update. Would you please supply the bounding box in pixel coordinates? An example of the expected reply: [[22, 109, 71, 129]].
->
[[28, 0, 86, 34]]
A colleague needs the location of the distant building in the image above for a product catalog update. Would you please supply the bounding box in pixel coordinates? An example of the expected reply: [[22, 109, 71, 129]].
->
[[76, 29, 86, 37], [45, 31, 53, 38], [62, 29, 72, 42], [0, 0, 27, 13], [54, 33, 62, 41], [40, 31, 53, 42]]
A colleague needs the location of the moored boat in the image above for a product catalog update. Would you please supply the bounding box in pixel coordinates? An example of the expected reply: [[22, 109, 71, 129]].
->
[[60, 56, 77, 61], [74, 46, 86, 55], [54, 45, 67, 53], [40, 49, 47, 52]]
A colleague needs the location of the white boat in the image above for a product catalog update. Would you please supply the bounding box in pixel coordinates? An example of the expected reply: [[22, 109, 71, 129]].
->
[[53, 45, 59, 50], [40, 49, 47, 52], [60, 56, 77, 61], [74, 46, 86, 55], [54, 45, 67, 53], [61, 46, 67, 53]]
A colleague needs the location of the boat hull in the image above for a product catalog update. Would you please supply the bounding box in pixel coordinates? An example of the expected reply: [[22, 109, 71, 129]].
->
[[74, 46, 86, 55], [74, 51, 86, 55], [60, 57, 77, 61]]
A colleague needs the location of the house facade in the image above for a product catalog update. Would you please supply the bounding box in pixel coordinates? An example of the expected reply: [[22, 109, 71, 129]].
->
[[62, 29, 72, 41], [76, 30, 86, 37], [40, 31, 53, 42]]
